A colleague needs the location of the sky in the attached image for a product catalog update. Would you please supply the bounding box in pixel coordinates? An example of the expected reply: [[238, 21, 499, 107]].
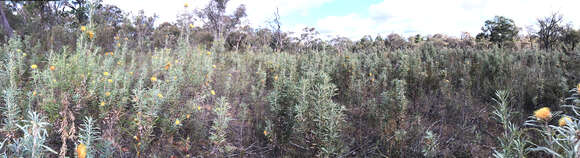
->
[[102, 0, 580, 40]]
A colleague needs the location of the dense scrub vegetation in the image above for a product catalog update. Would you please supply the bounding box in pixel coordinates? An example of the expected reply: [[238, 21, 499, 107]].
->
[[0, 0, 579, 158]]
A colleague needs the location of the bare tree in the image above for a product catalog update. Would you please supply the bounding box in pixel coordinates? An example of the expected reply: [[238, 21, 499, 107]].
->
[[269, 8, 282, 52], [537, 12, 564, 50]]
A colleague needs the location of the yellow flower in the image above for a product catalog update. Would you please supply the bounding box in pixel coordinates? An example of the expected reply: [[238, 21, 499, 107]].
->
[[117, 43, 121, 47], [210, 90, 216, 95], [186, 114, 191, 119], [76, 143, 87, 158], [129, 72, 134, 75], [212, 65, 217, 69], [559, 116, 572, 126], [263, 130, 268, 136], [534, 107, 552, 121], [114, 36, 120, 40], [22, 53, 27, 57], [32, 91, 37, 96], [108, 79, 113, 83], [30, 64, 38, 69], [164, 63, 171, 70], [105, 92, 111, 97], [207, 51, 212, 55], [184, 3, 189, 8], [100, 102, 105, 106], [150, 76, 157, 82], [175, 119, 181, 125], [189, 23, 195, 28], [50, 65, 56, 71], [87, 31, 94, 39], [157, 93, 164, 98], [80, 26, 86, 32], [103, 72, 110, 76], [197, 106, 201, 111]]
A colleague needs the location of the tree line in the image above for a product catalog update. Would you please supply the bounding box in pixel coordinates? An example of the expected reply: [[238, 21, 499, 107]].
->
[[0, 0, 578, 54]]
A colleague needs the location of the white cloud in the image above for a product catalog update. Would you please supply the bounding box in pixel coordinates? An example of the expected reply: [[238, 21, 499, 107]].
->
[[103, 0, 332, 28], [227, 0, 332, 27], [316, 0, 580, 39], [103, 0, 580, 40]]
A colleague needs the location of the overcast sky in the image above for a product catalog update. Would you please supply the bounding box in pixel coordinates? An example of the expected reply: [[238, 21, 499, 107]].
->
[[102, 0, 580, 40]]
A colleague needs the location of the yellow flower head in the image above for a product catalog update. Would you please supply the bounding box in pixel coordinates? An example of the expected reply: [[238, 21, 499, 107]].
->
[[76, 143, 87, 158], [197, 106, 202, 111], [50, 65, 56, 71], [117, 43, 121, 47], [87, 31, 95, 39], [150, 76, 157, 82], [175, 119, 181, 125], [80, 26, 87, 32], [100, 101, 106, 106], [157, 93, 164, 98], [207, 51, 212, 55], [263, 130, 268, 136], [164, 63, 171, 70], [186, 114, 191, 119], [103, 72, 110, 76], [30, 64, 38, 69], [212, 65, 217, 69], [559, 116, 572, 126], [534, 107, 552, 121], [211, 90, 216, 95], [105, 92, 111, 97], [108, 79, 113, 83], [189, 23, 195, 28], [184, 3, 189, 8], [22, 53, 27, 57], [32, 91, 37, 96]]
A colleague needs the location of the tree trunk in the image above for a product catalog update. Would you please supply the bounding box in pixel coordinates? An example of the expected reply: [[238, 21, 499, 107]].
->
[[0, 2, 13, 38]]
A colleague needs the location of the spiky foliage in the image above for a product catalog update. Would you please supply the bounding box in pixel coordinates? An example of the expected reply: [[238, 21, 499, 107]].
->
[[9, 111, 56, 157], [2, 89, 20, 133], [491, 90, 528, 158], [523, 83, 580, 158], [210, 97, 232, 155], [78, 117, 101, 158]]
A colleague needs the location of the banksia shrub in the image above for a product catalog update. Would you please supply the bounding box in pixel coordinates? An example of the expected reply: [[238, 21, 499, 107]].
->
[[78, 117, 100, 158], [491, 90, 528, 158], [8, 111, 56, 157], [524, 82, 580, 157], [210, 97, 233, 155]]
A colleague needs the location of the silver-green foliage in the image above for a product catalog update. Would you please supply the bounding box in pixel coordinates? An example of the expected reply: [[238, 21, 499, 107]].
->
[[210, 97, 232, 155], [8, 111, 56, 157], [491, 90, 528, 158], [524, 84, 580, 158], [78, 117, 101, 158]]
